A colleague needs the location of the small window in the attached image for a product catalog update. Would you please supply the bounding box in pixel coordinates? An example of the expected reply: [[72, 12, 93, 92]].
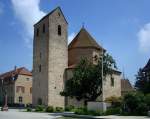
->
[[26, 78, 29, 81], [30, 87, 32, 94], [111, 77, 114, 87], [94, 55, 98, 62], [40, 52, 42, 59], [42, 24, 45, 33], [58, 12, 60, 16], [39, 65, 41, 72], [58, 25, 61, 36], [19, 96, 23, 103], [16, 86, 25, 93], [36, 28, 39, 36]]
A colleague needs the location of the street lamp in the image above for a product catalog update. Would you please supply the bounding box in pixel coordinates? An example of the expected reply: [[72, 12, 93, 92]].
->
[[101, 48, 104, 102], [1, 77, 8, 111]]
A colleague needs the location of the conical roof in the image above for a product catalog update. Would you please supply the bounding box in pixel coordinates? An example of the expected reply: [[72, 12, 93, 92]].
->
[[68, 27, 104, 50]]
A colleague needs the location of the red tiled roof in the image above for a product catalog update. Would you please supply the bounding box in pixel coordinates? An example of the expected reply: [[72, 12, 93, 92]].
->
[[0, 67, 32, 80]]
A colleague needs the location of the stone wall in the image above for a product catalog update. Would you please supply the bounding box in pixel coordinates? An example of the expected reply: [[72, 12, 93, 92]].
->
[[33, 8, 68, 107], [68, 48, 101, 66], [15, 75, 32, 105], [47, 8, 68, 107], [32, 16, 49, 106], [102, 73, 121, 101]]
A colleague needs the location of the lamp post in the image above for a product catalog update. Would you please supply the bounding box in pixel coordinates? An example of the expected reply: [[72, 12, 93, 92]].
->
[[101, 48, 104, 102], [1, 78, 8, 111]]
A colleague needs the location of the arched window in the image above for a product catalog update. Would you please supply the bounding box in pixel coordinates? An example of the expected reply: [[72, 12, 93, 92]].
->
[[58, 25, 61, 36]]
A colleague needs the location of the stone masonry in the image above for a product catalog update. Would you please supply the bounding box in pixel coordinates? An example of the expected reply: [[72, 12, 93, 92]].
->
[[33, 7, 68, 107]]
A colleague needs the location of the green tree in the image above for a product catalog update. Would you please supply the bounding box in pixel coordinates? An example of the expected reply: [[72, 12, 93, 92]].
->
[[135, 68, 150, 94], [123, 92, 148, 115], [60, 53, 117, 104]]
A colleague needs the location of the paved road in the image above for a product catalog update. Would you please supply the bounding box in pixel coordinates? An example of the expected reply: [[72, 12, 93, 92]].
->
[[0, 109, 149, 119], [101, 115, 149, 119], [0, 109, 60, 119]]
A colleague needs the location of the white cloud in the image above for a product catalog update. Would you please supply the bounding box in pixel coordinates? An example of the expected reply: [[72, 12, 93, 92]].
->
[[68, 33, 76, 44], [138, 23, 150, 53], [11, 0, 46, 47]]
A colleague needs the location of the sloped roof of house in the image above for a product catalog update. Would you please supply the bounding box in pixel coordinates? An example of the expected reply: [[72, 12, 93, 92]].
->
[[142, 59, 150, 72], [0, 67, 32, 80], [121, 79, 134, 92], [68, 27, 105, 51]]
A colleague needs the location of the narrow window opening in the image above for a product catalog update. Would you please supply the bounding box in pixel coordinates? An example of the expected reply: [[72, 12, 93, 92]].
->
[[19, 96, 23, 103], [58, 25, 61, 36], [39, 65, 41, 72], [111, 77, 114, 87], [42, 24, 45, 33], [58, 12, 60, 16], [36, 28, 39, 36], [40, 52, 42, 59]]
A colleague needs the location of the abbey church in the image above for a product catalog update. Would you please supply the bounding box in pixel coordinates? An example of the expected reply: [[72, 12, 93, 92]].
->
[[32, 7, 121, 107]]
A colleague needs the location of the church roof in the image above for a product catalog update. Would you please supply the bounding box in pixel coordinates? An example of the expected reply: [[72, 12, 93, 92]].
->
[[68, 27, 105, 50], [34, 6, 68, 26], [0, 67, 32, 80], [142, 59, 150, 72], [121, 79, 134, 92]]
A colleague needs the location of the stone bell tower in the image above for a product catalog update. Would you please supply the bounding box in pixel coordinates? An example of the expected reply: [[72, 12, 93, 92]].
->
[[33, 7, 68, 107]]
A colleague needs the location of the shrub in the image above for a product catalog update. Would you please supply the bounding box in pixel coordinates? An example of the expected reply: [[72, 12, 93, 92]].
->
[[65, 105, 74, 111], [46, 106, 54, 113], [27, 107, 32, 112], [122, 92, 148, 115], [145, 93, 150, 109], [35, 105, 45, 112], [55, 107, 64, 112], [88, 110, 103, 116], [105, 107, 121, 115], [74, 108, 85, 115], [136, 103, 148, 116]]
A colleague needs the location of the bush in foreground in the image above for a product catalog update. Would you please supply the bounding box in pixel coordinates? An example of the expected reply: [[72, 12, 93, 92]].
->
[[35, 105, 45, 112], [26, 107, 32, 112], [105, 107, 121, 115], [46, 106, 54, 112], [55, 107, 64, 112], [65, 105, 74, 111], [123, 92, 148, 116]]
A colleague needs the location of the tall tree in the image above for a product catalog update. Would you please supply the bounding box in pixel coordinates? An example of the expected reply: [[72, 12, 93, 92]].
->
[[135, 68, 150, 94], [60, 53, 117, 103]]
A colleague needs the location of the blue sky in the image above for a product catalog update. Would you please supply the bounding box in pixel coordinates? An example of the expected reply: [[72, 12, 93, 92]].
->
[[0, 0, 150, 84]]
